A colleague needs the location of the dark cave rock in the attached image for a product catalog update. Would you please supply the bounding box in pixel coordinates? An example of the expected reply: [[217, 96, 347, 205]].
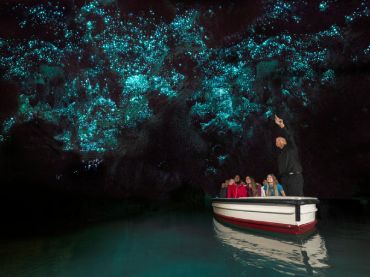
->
[[0, 81, 19, 123], [198, 0, 263, 48], [0, 0, 66, 42], [1, 119, 65, 186], [116, 0, 177, 24]]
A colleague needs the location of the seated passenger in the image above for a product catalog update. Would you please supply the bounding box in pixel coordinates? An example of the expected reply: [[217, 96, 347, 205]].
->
[[245, 176, 255, 196], [236, 181, 247, 198], [227, 177, 248, 198], [234, 175, 244, 185], [235, 175, 248, 197], [227, 179, 237, 198], [219, 181, 228, 198], [263, 174, 286, 197], [246, 176, 265, 197]]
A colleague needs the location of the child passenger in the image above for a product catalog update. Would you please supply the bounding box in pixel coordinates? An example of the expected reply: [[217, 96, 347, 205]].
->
[[264, 174, 286, 197], [227, 179, 237, 198]]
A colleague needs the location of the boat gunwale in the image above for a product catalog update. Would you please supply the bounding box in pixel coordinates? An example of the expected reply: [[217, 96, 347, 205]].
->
[[211, 197, 319, 206], [212, 205, 295, 215]]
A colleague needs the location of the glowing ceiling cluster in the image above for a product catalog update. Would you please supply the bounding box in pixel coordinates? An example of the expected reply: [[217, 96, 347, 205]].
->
[[0, 0, 369, 153]]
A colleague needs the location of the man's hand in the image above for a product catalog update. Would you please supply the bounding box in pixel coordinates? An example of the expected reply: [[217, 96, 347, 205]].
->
[[274, 114, 285, 128]]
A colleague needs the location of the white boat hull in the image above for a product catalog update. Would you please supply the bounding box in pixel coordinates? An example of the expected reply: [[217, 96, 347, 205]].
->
[[212, 197, 319, 234]]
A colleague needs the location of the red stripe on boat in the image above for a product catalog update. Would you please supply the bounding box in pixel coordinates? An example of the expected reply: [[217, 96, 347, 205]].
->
[[214, 213, 317, 235]]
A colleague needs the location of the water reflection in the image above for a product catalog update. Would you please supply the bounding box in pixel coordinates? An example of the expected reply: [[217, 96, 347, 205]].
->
[[213, 218, 329, 275]]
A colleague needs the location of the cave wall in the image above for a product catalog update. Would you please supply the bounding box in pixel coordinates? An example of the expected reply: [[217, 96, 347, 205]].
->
[[0, 0, 369, 199]]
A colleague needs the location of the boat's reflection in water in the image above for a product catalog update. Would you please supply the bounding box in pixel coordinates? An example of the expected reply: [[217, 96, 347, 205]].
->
[[213, 218, 329, 275]]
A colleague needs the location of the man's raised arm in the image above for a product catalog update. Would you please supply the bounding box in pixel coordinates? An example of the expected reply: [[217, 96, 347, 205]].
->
[[274, 115, 297, 148]]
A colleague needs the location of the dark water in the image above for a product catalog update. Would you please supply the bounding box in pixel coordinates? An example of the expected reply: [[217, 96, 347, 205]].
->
[[1, 210, 370, 277]]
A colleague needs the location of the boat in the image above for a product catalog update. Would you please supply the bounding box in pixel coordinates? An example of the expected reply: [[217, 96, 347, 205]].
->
[[211, 196, 319, 235], [213, 219, 328, 275]]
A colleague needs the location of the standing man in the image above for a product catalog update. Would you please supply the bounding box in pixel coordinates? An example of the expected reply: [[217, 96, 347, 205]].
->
[[274, 115, 304, 196]]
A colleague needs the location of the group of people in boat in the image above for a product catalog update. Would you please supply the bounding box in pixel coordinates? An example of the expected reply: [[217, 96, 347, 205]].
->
[[219, 174, 286, 198], [218, 114, 305, 198]]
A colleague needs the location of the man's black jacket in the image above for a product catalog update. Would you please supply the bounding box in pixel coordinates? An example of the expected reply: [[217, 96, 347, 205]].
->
[[277, 126, 303, 177]]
